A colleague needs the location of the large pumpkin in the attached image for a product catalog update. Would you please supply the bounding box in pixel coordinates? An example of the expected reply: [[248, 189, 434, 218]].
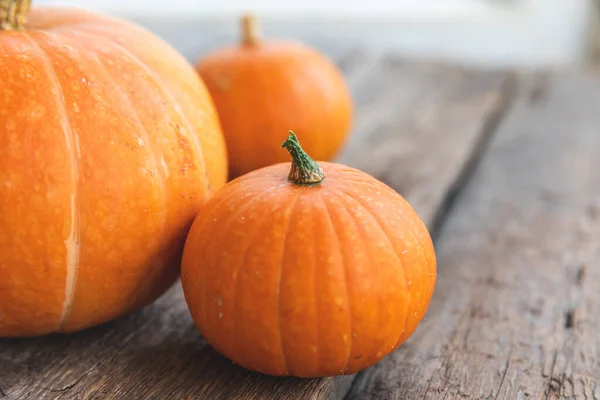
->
[[195, 15, 353, 179], [0, 1, 228, 337], [181, 132, 436, 377]]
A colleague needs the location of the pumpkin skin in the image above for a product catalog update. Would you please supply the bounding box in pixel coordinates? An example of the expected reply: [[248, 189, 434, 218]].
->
[[0, 4, 228, 337], [181, 133, 436, 377], [195, 16, 353, 179]]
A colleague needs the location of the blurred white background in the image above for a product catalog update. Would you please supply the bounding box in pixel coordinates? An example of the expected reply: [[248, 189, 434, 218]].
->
[[36, 0, 594, 67]]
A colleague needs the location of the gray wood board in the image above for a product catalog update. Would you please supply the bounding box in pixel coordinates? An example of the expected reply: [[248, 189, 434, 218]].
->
[[348, 72, 600, 399], [0, 52, 513, 399]]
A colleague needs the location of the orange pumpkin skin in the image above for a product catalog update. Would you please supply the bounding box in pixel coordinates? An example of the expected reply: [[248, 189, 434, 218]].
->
[[195, 17, 353, 179], [0, 5, 228, 337], [181, 134, 436, 377]]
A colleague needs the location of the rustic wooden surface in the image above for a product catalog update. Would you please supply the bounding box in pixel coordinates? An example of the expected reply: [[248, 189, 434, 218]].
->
[[0, 48, 512, 399], [348, 73, 600, 399]]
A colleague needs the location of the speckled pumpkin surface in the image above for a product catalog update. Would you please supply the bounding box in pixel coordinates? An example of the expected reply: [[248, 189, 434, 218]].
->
[[0, 3, 228, 337], [181, 133, 436, 377]]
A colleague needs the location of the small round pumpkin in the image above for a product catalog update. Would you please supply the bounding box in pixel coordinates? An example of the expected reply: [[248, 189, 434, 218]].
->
[[181, 132, 436, 377], [0, 1, 228, 337], [195, 15, 353, 179]]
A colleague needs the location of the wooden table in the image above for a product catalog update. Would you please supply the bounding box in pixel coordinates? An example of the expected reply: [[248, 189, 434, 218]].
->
[[1, 19, 600, 399]]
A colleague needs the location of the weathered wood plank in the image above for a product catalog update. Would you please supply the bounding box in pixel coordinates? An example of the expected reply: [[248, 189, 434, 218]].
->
[[0, 53, 512, 399], [348, 72, 600, 399], [337, 56, 515, 229]]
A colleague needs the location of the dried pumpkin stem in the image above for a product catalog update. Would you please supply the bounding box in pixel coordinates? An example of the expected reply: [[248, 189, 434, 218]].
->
[[0, 0, 31, 30], [281, 131, 325, 186], [240, 13, 259, 46]]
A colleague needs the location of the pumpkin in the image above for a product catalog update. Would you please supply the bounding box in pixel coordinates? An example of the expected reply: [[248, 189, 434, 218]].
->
[[195, 15, 353, 179], [181, 132, 436, 377], [0, 0, 228, 337]]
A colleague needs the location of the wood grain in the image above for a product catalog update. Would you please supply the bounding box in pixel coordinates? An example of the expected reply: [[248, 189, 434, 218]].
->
[[0, 51, 513, 399], [348, 73, 600, 399], [336, 55, 516, 229]]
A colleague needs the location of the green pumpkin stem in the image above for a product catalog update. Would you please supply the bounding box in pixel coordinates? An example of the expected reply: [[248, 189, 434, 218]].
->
[[281, 131, 324, 186], [0, 0, 31, 30]]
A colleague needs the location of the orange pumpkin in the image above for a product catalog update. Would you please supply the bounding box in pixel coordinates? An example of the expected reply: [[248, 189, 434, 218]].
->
[[181, 132, 436, 377], [195, 15, 353, 179], [0, 1, 228, 337]]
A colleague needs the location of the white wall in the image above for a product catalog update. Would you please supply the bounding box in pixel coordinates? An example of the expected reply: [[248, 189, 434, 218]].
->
[[36, 0, 593, 67], [35, 0, 589, 18], [37, 0, 498, 16]]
